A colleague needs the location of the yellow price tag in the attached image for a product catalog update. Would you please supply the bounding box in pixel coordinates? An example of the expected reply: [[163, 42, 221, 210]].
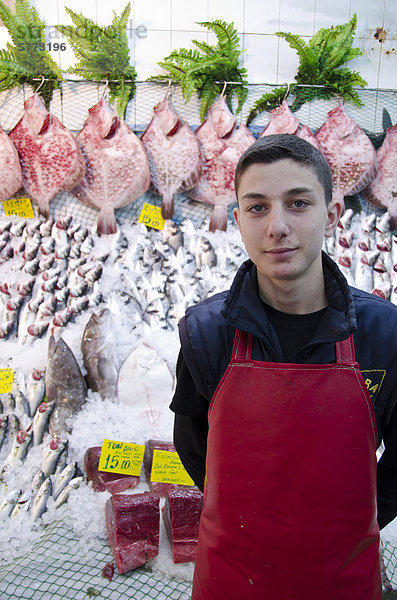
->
[[98, 439, 145, 476], [0, 368, 13, 393], [3, 198, 34, 219], [138, 203, 165, 230], [151, 449, 194, 486]]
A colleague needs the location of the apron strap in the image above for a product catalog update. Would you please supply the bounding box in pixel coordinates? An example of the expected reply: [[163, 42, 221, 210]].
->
[[233, 329, 356, 364], [335, 334, 356, 363], [232, 328, 253, 360]]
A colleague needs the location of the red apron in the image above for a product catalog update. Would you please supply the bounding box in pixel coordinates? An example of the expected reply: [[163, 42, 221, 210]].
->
[[192, 329, 381, 600]]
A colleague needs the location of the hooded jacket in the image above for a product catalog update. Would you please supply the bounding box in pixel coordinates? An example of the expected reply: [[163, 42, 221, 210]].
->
[[171, 253, 397, 529]]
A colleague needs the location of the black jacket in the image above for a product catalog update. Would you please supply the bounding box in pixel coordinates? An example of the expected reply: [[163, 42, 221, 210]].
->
[[171, 253, 397, 529]]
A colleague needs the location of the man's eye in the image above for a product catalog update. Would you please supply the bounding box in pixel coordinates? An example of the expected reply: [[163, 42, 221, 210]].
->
[[250, 205, 264, 213], [292, 200, 307, 208]]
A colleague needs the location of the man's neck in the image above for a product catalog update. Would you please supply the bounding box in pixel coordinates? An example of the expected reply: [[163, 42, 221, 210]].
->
[[257, 271, 328, 315]]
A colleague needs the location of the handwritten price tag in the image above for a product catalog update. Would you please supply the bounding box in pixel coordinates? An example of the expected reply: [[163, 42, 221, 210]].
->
[[138, 203, 165, 230], [0, 368, 13, 393], [151, 449, 194, 486], [3, 198, 34, 219], [98, 439, 145, 476]]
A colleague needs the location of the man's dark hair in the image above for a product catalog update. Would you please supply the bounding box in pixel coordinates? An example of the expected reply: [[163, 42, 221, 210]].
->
[[234, 133, 333, 205]]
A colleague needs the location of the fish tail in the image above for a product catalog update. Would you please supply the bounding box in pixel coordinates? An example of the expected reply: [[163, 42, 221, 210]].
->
[[97, 208, 117, 235], [209, 205, 227, 232], [161, 193, 174, 220]]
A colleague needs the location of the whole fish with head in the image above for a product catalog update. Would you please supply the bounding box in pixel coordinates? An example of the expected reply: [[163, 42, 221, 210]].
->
[[141, 95, 202, 219], [32, 401, 55, 445], [55, 476, 83, 509], [31, 477, 52, 520], [81, 308, 119, 400], [26, 369, 46, 417], [4, 427, 33, 466], [188, 97, 255, 231], [41, 437, 68, 477], [315, 104, 377, 211], [73, 96, 150, 234], [45, 336, 87, 435], [53, 462, 77, 500], [0, 489, 22, 519], [9, 94, 86, 217]]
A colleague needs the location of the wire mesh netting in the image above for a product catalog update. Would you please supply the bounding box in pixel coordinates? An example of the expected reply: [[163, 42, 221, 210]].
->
[[0, 81, 396, 228]]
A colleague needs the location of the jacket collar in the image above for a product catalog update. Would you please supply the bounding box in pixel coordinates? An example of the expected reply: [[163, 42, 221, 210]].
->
[[220, 252, 357, 347]]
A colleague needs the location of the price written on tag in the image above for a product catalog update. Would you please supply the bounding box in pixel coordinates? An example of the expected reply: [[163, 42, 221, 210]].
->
[[0, 368, 13, 393], [138, 203, 165, 230], [151, 449, 195, 486], [98, 439, 145, 476], [3, 198, 34, 219]]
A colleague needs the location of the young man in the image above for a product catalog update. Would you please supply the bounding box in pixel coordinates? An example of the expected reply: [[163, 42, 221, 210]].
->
[[170, 134, 397, 600]]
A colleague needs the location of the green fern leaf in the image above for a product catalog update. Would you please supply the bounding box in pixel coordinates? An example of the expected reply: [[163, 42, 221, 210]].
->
[[246, 87, 289, 126], [276, 32, 319, 77]]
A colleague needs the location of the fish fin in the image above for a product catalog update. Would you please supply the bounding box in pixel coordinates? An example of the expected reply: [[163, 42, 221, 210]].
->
[[209, 205, 227, 232], [161, 193, 174, 220], [97, 208, 118, 235]]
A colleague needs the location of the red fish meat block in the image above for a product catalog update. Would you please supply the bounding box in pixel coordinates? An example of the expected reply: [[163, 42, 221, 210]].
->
[[9, 94, 85, 217], [144, 439, 192, 497], [259, 101, 300, 137], [141, 96, 202, 220], [162, 489, 204, 563], [74, 97, 150, 235], [105, 492, 160, 574], [315, 104, 377, 210], [362, 124, 397, 229], [84, 446, 140, 494]]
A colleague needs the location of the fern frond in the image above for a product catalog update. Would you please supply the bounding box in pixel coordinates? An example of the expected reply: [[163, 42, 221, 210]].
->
[[246, 87, 288, 126], [192, 40, 217, 56], [276, 32, 319, 76]]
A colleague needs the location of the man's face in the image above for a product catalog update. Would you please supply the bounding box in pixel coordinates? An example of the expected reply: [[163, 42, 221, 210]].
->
[[233, 159, 341, 291]]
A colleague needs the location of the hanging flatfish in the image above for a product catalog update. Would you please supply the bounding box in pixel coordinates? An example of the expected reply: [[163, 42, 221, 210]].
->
[[9, 94, 85, 217], [0, 126, 22, 202], [141, 96, 202, 220], [259, 101, 300, 137], [188, 97, 255, 231], [362, 124, 397, 229], [315, 104, 377, 210], [73, 97, 150, 234]]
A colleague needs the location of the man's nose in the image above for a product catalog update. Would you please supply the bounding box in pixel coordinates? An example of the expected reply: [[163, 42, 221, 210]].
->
[[266, 206, 289, 238]]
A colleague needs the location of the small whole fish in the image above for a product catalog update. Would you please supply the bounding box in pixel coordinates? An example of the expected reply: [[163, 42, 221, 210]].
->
[[53, 462, 77, 500], [0, 489, 22, 519], [32, 401, 55, 445], [26, 369, 46, 417], [31, 477, 52, 520], [41, 438, 68, 477], [55, 476, 83, 509]]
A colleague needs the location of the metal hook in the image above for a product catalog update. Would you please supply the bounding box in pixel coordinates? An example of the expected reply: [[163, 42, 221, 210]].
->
[[220, 81, 227, 97], [101, 79, 109, 99], [34, 76, 45, 94], [283, 83, 290, 103], [164, 80, 173, 101]]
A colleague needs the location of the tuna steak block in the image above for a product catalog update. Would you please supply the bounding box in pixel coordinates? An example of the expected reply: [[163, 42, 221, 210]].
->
[[84, 446, 139, 494], [105, 492, 160, 574], [144, 439, 191, 497], [162, 489, 204, 563]]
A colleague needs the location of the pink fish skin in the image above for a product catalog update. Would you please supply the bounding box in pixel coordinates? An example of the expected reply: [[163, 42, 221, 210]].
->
[[259, 101, 300, 137], [74, 97, 150, 235], [362, 125, 397, 229], [0, 126, 22, 201], [9, 94, 85, 217], [141, 98, 202, 220], [315, 104, 377, 210], [296, 124, 321, 150], [188, 98, 255, 231]]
